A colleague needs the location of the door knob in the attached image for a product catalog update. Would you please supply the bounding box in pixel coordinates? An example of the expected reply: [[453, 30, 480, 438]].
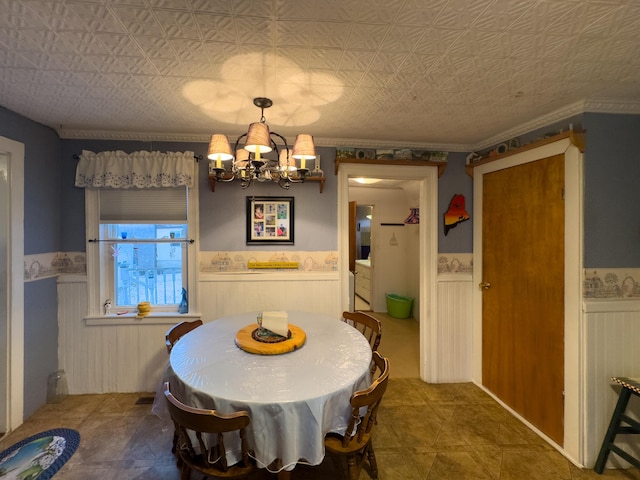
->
[[479, 282, 491, 290]]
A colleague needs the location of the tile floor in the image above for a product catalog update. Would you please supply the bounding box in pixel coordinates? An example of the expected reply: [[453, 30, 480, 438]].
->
[[0, 305, 634, 479], [1, 381, 638, 479], [368, 311, 420, 379]]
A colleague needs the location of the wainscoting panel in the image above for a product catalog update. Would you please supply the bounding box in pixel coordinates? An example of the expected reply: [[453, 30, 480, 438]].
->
[[57, 275, 91, 393], [58, 273, 341, 394], [584, 299, 640, 468], [434, 274, 474, 382], [58, 275, 185, 394], [199, 272, 341, 321]]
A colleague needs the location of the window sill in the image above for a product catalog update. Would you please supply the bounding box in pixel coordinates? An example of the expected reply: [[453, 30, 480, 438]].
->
[[84, 312, 202, 326]]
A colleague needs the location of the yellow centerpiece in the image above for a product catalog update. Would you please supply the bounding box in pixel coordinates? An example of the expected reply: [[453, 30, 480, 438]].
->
[[235, 314, 306, 355]]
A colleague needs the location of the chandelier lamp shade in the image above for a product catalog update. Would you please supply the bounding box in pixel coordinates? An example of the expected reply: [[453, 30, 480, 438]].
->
[[207, 134, 233, 169], [207, 97, 316, 189]]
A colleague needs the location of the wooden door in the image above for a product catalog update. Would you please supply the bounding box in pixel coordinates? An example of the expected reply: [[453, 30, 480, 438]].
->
[[481, 154, 565, 445]]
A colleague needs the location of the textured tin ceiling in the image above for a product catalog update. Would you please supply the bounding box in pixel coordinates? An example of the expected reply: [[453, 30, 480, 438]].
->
[[2, 0, 640, 151]]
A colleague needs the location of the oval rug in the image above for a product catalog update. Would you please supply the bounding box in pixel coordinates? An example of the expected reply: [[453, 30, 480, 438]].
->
[[0, 428, 80, 479]]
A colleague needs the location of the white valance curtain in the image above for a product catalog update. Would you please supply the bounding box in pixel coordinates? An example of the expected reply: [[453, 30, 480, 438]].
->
[[75, 150, 196, 189]]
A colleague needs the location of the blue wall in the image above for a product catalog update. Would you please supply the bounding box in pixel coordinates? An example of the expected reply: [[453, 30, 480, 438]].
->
[[0, 107, 61, 418], [61, 140, 338, 252], [60, 139, 167, 251], [583, 113, 640, 268], [437, 152, 473, 253], [202, 146, 337, 251], [3, 104, 640, 421], [23, 278, 58, 416]]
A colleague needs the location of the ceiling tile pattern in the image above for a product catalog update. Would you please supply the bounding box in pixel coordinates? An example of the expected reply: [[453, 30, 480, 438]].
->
[[1, 0, 640, 150]]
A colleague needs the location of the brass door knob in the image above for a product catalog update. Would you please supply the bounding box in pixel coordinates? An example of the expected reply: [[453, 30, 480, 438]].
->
[[479, 282, 491, 290]]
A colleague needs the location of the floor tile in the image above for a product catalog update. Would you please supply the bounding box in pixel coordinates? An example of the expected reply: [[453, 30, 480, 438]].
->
[[2, 376, 639, 479]]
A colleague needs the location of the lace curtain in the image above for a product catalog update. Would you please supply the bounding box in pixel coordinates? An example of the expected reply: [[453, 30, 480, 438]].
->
[[75, 150, 196, 189]]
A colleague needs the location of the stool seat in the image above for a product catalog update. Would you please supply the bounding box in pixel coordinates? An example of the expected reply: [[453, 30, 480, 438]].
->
[[594, 377, 640, 474]]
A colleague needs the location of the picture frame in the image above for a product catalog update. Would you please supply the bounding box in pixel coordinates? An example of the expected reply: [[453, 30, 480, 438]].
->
[[246, 196, 294, 244]]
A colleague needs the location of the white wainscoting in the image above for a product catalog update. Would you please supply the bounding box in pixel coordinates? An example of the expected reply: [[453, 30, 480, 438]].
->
[[58, 271, 479, 393], [57, 272, 341, 394], [434, 274, 474, 383], [58, 275, 189, 394], [198, 272, 341, 321], [583, 299, 640, 469]]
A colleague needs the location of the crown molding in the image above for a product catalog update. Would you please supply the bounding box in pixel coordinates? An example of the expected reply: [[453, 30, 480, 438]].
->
[[312, 137, 464, 152], [56, 129, 210, 143], [470, 100, 587, 152], [469, 97, 640, 152], [583, 97, 640, 114], [57, 97, 640, 153], [56, 128, 464, 152]]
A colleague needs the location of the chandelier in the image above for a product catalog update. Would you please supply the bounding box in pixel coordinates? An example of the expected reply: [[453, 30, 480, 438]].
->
[[207, 97, 316, 189]]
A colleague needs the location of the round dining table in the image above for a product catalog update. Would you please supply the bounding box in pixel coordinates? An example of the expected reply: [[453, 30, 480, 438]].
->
[[165, 310, 373, 476]]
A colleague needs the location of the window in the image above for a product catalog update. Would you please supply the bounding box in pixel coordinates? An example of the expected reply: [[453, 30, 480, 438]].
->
[[85, 186, 198, 316], [103, 223, 187, 308]]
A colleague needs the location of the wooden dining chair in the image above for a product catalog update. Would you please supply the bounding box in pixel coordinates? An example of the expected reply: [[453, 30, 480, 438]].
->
[[342, 311, 382, 352], [165, 319, 203, 455], [165, 319, 203, 353], [163, 381, 255, 479], [324, 351, 390, 480]]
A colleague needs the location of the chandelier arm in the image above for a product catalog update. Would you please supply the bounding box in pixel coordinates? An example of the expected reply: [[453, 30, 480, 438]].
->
[[215, 172, 235, 183], [270, 132, 289, 154], [233, 133, 247, 153], [287, 175, 305, 184], [278, 177, 291, 189], [271, 140, 279, 160], [263, 152, 279, 170]]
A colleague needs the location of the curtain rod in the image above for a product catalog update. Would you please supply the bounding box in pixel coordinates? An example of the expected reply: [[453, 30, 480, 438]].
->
[[72, 154, 202, 162], [88, 238, 195, 244]]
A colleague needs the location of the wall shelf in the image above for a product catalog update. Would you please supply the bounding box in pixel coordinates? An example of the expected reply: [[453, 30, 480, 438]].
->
[[304, 176, 326, 193], [465, 130, 585, 177], [334, 157, 447, 177], [208, 174, 325, 192]]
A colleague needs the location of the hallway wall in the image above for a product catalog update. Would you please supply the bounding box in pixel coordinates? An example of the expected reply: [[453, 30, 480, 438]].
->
[[0, 107, 61, 419], [349, 186, 418, 313]]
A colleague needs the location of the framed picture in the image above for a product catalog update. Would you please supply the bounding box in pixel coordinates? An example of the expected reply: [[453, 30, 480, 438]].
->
[[247, 196, 294, 244]]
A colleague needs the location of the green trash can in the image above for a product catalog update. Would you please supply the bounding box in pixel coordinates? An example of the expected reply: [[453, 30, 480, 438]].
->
[[386, 294, 413, 319]]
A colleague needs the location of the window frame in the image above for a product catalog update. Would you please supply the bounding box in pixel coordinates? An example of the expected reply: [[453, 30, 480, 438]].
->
[[84, 186, 199, 317], [100, 222, 188, 310]]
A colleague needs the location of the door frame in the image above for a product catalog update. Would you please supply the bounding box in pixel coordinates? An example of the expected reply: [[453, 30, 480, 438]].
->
[[338, 163, 438, 382], [471, 136, 584, 464], [0, 135, 25, 432]]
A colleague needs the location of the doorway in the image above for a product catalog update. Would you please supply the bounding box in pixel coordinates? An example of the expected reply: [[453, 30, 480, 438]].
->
[[356, 205, 372, 262], [338, 162, 438, 382], [481, 154, 565, 445], [0, 151, 7, 433], [471, 135, 583, 461], [354, 204, 372, 310], [0, 136, 25, 433]]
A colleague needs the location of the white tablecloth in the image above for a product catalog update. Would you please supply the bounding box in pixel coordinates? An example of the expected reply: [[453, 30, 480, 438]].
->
[[165, 311, 372, 472]]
